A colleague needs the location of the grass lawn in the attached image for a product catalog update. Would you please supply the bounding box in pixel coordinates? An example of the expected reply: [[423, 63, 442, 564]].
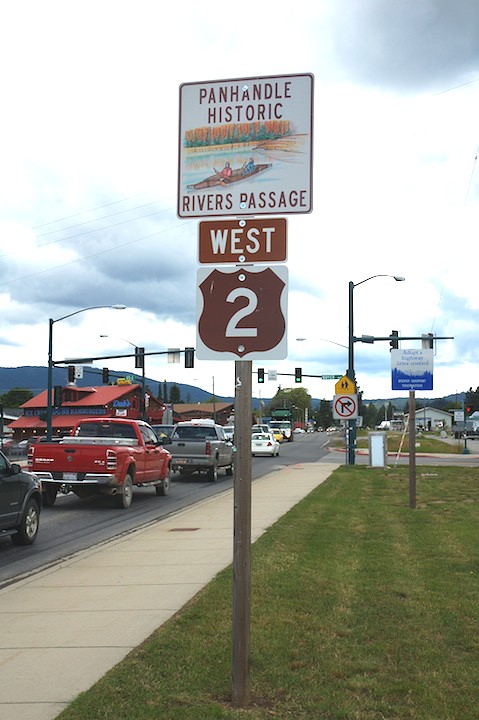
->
[[354, 431, 464, 454], [57, 465, 479, 720]]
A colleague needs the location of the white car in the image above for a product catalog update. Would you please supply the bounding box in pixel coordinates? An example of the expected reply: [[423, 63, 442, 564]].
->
[[251, 432, 280, 457]]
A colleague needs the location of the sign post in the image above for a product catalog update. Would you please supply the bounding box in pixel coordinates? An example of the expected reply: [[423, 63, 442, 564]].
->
[[232, 360, 252, 706], [391, 350, 432, 508], [183, 72, 314, 709]]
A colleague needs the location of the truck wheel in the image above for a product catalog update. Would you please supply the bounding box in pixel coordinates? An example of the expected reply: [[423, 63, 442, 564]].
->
[[115, 474, 133, 509], [43, 486, 58, 507], [12, 498, 40, 545], [155, 467, 171, 496], [207, 464, 218, 482]]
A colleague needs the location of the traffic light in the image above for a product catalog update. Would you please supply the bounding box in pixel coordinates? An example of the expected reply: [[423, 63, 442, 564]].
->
[[53, 385, 62, 407], [390, 330, 399, 350], [102, 367, 109, 384], [68, 365, 75, 382], [135, 347, 145, 369], [184, 347, 195, 368], [295, 367, 302, 383], [258, 368, 265, 383], [466, 405, 472, 415]]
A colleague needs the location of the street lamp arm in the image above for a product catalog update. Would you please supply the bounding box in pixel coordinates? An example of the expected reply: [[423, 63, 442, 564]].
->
[[47, 304, 126, 441], [100, 334, 136, 348], [353, 274, 405, 289], [52, 304, 126, 324]]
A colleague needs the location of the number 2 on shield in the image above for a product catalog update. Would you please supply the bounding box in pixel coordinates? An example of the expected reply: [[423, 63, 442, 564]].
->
[[225, 288, 258, 337]]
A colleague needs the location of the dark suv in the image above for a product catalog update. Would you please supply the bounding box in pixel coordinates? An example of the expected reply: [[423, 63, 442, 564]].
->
[[0, 450, 42, 545]]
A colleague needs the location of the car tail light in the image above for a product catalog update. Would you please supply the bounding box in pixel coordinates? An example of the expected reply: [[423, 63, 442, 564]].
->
[[106, 449, 117, 470], [205, 441, 212, 456], [27, 447, 34, 467], [267, 441, 272, 446]]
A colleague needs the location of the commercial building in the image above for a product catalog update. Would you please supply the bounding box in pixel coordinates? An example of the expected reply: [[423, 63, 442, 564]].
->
[[8, 382, 166, 441]]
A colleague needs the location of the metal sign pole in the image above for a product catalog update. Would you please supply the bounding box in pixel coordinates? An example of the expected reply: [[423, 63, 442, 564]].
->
[[232, 359, 252, 706], [409, 390, 416, 509]]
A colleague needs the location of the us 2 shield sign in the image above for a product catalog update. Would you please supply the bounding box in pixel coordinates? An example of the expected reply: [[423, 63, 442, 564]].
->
[[196, 265, 288, 360]]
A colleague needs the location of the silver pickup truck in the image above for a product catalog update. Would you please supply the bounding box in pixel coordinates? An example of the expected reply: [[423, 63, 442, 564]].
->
[[169, 420, 234, 481]]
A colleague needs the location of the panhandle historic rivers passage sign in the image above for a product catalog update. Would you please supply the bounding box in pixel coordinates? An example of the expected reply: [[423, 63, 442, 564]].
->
[[178, 74, 314, 218]]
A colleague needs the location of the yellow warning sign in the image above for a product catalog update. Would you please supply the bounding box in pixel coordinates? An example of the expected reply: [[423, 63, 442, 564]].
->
[[334, 375, 356, 395]]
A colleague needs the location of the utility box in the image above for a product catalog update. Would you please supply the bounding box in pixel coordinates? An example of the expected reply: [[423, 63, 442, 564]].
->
[[368, 431, 388, 467]]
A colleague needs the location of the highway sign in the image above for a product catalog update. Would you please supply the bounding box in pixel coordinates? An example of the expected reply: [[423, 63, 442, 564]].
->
[[335, 375, 356, 395], [196, 265, 288, 360], [199, 218, 287, 264], [178, 73, 314, 218], [333, 394, 358, 420], [391, 349, 433, 391]]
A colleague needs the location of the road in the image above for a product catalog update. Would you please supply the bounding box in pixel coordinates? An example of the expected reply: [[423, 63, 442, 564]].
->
[[0, 432, 332, 588]]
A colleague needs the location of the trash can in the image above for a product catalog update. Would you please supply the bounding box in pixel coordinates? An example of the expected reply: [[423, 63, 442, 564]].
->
[[368, 431, 388, 467]]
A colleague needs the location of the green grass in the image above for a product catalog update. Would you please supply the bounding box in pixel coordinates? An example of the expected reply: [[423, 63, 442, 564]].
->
[[355, 431, 464, 454], [57, 466, 479, 719]]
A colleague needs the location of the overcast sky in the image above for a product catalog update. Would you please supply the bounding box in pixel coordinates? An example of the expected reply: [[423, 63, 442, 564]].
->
[[1, 0, 479, 402]]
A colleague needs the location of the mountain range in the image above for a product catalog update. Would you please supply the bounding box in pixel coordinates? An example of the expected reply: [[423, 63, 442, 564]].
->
[[0, 366, 463, 410]]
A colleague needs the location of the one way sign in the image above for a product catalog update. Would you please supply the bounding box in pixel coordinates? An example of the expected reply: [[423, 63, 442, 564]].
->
[[333, 394, 358, 420]]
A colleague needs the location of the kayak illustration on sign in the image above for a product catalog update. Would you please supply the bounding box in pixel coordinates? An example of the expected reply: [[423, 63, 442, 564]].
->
[[196, 266, 288, 360], [187, 161, 272, 190]]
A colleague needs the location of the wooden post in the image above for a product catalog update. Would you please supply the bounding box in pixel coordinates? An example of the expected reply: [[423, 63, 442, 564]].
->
[[409, 390, 416, 509], [232, 360, 252, 706]]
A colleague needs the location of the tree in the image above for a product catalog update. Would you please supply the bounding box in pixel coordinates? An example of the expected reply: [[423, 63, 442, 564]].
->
[[313, 398, 333, 429], [362, 403, 379, 429], [269, 386, 312, 425], [0, 388, 34, 408], [465, 387, 479, 414], [169, 384, 181, 403]]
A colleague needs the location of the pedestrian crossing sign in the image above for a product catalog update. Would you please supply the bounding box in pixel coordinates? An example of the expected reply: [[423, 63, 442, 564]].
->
[[334, 375, 356, 395]]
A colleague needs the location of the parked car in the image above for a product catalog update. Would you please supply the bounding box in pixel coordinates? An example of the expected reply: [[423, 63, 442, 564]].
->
[[0, 450, 42, 545], [251, 432, 280, 457]]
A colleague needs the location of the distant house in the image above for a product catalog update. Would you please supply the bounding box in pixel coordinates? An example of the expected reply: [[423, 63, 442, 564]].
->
[[173, 402, 234, 426], [414, 406, 453, 431], [8, 383, 166, 441]]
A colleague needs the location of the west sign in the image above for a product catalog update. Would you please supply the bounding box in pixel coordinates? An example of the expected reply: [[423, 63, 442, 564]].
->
[[198, 218, 287, 264], [178, 73, 314, 218]]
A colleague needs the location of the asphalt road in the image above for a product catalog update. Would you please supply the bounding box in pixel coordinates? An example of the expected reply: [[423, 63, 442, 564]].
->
[[0, 432, 332, 588]]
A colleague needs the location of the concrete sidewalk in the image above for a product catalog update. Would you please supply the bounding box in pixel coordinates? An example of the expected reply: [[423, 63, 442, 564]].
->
[[0, 461, 339, 720]]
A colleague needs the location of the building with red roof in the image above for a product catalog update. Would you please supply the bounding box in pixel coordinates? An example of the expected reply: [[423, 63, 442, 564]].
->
[[8, 382, 166, 441]]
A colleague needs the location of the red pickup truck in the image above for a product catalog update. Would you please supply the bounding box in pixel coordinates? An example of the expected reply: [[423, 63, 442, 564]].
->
[[28, 418, 172, 509]]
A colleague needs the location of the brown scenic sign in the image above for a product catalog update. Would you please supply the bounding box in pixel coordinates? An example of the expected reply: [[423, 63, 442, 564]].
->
[[199, 218, 287, 264], [196, 266, 288, 359]]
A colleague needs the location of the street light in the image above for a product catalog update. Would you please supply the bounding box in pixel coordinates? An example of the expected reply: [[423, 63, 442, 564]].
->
[[100, 335, 146, 421], [347, 275, 405, 464], [46, 305, 126, 440]]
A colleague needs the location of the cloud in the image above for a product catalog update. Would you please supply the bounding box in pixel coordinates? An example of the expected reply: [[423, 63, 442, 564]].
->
[[328, 0, 479, 91]]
